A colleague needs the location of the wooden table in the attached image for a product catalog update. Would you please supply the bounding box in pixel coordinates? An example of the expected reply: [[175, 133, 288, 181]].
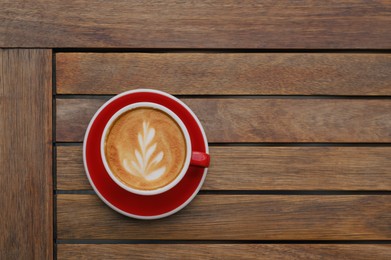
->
[[1, 1, 391, 259]]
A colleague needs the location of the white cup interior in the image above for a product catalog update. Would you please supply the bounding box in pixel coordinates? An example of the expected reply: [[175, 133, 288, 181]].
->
[[101, 102, 192, 196]]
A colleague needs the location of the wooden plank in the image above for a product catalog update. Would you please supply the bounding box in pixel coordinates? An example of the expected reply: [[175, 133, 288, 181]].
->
[[56, 98, 391, 142], [57, 194, 391, 240], [57, 244, 391, 260], [56, 53, 391, 95], [0, 50, 52, 259], [57, 145, 391, 191], [1, 1, 390, 48]]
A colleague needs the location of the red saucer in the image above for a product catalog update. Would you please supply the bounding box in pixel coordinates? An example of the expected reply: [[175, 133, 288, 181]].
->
[[83, 89, 208, 219]]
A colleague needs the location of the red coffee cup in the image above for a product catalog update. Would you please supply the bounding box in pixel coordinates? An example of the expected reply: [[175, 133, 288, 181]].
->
[[101, 101, 210, 195]]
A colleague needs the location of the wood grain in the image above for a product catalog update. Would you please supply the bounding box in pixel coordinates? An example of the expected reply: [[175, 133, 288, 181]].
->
[[0, 50, 52, 259], [56, 98, 391, 142], [57, 145, 391, 191], [57, 244, 391, 260], [56, 53, 391, 95], [1, 1, 390, 48], [57, 194, 391, 240]]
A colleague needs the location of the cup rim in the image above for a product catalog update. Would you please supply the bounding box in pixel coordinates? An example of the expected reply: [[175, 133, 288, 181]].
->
[[100, 102, 192, 196]]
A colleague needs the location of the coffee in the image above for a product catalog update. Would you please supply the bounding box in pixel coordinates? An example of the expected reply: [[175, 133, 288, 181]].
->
[[104, 107, 187, 191]]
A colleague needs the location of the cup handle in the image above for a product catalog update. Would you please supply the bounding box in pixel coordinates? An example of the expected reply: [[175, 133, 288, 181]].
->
[[190, 151, 210, 167]]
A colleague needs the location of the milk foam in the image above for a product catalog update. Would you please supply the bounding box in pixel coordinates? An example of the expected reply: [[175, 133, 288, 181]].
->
[[104, 107, 187, 191], [122, 121, 166, 181]]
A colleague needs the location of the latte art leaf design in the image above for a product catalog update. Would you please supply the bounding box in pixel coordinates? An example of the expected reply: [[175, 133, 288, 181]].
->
[[123, 121, 166, 180]]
